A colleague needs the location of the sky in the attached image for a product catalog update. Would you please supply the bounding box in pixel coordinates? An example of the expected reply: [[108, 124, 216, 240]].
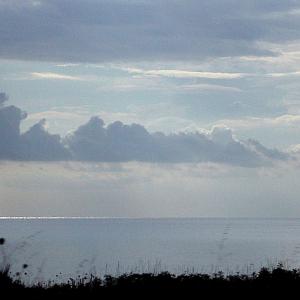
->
[[1, 0, 300, 217]]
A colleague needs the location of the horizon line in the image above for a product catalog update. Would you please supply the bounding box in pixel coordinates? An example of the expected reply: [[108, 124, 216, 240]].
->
[[1, 216, 299, 220]]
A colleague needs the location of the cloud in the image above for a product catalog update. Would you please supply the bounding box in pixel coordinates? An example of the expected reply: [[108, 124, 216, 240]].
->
[[267, 71, 300, 78], [30, 72, 84, 81], [0, 105, 27, 159], [124, 68, 245, 79], [65, 117, 288, 167], [287, 144, 300, 153], [180, 84, 242, 93], [123, 66, 300, 81], [0, 100, 69, 160], [21, 119, 70, 160], [66, 117, 155, 162], [1, 0, 300, 62], [27, 110, 88, 122], [214, 114, 300, 130], [246, 139, 289, 161], [0, 95, 291, 166], [0, 92, 8, 106]]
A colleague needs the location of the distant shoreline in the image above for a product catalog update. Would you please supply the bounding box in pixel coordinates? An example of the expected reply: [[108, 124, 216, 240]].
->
[[2, 217, 300, 220]]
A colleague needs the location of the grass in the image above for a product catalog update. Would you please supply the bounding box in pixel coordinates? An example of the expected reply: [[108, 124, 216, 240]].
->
[[2, 262, 300, 297], [1, 237, 300, 297]]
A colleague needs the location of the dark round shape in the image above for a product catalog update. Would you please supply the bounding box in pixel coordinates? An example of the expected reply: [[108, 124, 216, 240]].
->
[[0, 238, 5, 245]]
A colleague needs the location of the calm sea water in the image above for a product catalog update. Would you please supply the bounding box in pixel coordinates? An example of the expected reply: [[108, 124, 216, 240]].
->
[[1, 218, 300, 282]]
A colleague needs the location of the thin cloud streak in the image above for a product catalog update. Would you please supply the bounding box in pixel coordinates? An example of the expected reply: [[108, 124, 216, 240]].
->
[[30, 72, 84, 81], [124, 68, 246, 79], [125, 67, 300, 80], [214, 114, 300, 130]]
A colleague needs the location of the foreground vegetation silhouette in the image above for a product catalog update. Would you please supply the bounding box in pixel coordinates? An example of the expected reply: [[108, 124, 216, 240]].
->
[[2, 263, 300, 297]]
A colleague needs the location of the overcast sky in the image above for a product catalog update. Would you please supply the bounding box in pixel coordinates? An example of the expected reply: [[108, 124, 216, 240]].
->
[[1, 0, 300, 217]]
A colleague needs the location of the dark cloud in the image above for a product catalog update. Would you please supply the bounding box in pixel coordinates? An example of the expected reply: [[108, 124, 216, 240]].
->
[[65, 117, 155, 161], [0, 92, 8, 106], [0, 105, 26, 159], [246, 139, 289, 161], [21, 119, 70, 160], [0, 101, 69, 160], [0, 0, 299, 62], [66, 117, 288, 167], [0, 96, 289, 166]]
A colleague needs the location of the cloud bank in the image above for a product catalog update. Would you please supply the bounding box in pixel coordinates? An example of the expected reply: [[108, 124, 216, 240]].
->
[[0, 103, 69, 160], [0, 100, 289, 167], [0, 92, 8, 106], [1, 0, 300, 62]]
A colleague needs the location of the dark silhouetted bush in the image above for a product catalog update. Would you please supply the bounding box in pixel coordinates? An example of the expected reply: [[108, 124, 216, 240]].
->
[[1, 263, 300, 298]]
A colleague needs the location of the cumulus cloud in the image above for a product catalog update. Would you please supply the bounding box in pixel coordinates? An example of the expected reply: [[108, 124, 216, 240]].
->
[[246, 139, 289, 161], [0, 92, 8, 106], [21, 119, 70, 160], [0, 99, 69, 160], [0, 0, 300, 62], [65, 117, 288, 167], [65, 117, 155, 162], [0, 105, 27, 159], [0, 95, 290, 166]]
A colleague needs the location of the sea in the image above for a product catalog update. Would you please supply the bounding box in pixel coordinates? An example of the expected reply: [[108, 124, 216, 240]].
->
[[1, 218, 300, 283]]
